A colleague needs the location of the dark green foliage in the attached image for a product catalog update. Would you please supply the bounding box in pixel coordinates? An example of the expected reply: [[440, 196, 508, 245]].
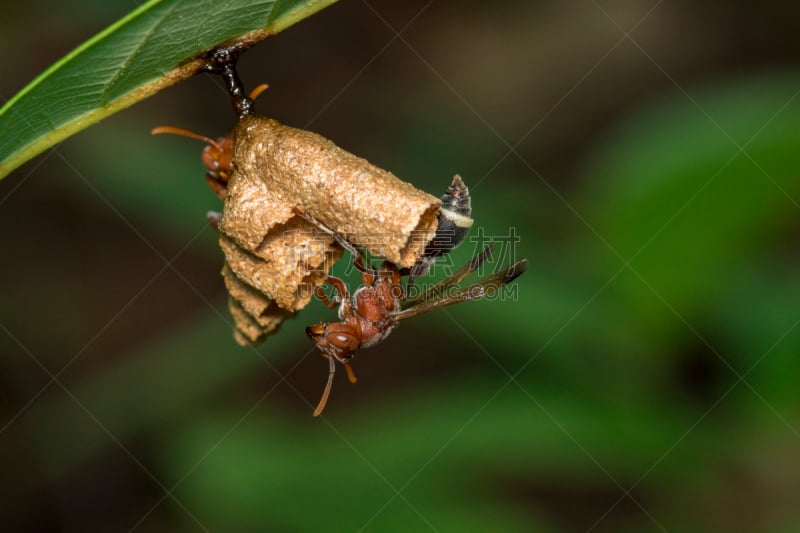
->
[[2, 2, 799, 531]]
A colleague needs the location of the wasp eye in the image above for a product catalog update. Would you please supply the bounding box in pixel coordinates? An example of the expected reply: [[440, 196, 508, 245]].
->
[[306, 324, 326, 338], [328, 330, 359, 352]]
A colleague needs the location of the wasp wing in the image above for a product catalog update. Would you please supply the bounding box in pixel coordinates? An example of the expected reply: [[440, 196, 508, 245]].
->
[[403, 245, 495, 309], [392, 258, 528, 323]]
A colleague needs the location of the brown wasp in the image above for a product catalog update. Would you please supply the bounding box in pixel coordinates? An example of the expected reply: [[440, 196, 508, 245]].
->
[[150, 83, 270, 199], [294, 208, 528, 416]]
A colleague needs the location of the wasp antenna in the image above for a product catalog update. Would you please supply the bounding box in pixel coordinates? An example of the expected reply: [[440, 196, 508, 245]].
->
[[313, 355, 337, 417], [344, 362, 358, 384], [249, 83, 269, 101], [151, 126, 222, 149]]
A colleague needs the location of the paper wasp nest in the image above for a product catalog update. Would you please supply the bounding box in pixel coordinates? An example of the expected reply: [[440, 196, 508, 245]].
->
[[217, 116, 441, 345]]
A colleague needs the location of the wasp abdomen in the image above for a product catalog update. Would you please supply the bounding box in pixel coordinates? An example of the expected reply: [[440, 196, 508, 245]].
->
[[409, 175, 473, 282], [428, 174, 472, 257]]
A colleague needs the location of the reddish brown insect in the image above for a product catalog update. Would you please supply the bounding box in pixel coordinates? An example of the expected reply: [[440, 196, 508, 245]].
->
[[294, 208, 528, 416], [150, 83, 269, 199]]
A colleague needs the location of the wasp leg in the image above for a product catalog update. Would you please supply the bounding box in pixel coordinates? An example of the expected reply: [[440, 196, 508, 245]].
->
[[344, 362, 358, 384], [314, 285, 340, 309], [356, 257, 375, 286], [205, 173, 228, 199], [292, 206, 376, 280], [378, 261, 403, 300], [324, 275, 350, 300], [322, 275, 352, 315], [292, 207, 357, 252], [206, 211, 222, 233]]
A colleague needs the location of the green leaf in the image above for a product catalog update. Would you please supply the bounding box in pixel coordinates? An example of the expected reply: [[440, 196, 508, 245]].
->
[[0, 0, 339, 179]]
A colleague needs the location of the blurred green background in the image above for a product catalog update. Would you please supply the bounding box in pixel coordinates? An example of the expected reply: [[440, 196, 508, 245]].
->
[[2, 1, 800, 531]]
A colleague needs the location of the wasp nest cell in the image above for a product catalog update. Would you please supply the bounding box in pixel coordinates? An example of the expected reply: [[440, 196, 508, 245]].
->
[[217, 115, 441, 345]]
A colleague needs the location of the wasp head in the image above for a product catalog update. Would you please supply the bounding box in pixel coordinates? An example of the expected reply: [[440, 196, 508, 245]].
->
[[200, 134, 234, 183], [306, 322, 360, 362], [151, 126, 234, 199]]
